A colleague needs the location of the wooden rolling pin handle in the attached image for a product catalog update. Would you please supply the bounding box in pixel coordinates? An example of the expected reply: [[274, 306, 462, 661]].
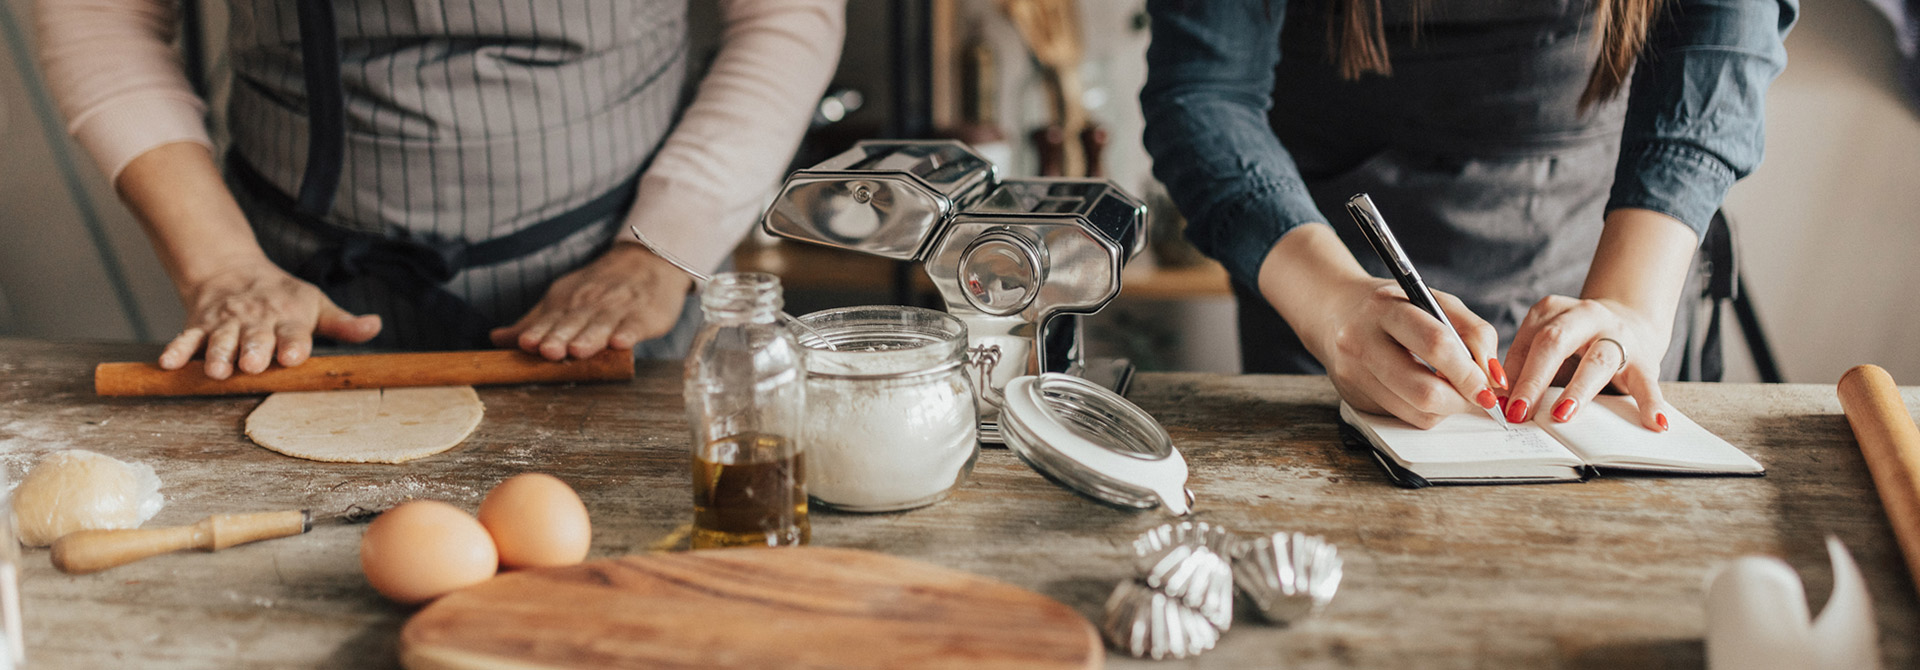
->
[[51, 511, 308, 575], [1836, 364, 1920, 603]]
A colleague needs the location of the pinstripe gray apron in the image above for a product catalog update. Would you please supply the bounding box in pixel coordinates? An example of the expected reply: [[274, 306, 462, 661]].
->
[[222, 0, 702, 355], [1234, 0, 1699, 379]]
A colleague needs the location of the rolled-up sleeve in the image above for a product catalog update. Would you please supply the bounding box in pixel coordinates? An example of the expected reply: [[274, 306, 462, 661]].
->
[[1607, 0, 1798, 240], [37, 0, 212, 183], [1140, 0, 1323, 291], [625, 0, 845, 275]]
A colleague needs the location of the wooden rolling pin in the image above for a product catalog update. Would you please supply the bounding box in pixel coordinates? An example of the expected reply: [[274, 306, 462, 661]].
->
[[51, 511, 309, 574], [1836, 364, 1920, 602], [96, 349, 633, 397]]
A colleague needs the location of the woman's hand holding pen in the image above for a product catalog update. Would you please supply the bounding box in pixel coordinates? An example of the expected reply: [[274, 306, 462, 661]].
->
[[1261, 224, 1504, 429], [1320, 280, 1505, 429]]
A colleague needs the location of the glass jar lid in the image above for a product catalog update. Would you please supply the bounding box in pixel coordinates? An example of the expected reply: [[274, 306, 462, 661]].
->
[[792, 305, 968, 379], [999, 373, 1192, 515]]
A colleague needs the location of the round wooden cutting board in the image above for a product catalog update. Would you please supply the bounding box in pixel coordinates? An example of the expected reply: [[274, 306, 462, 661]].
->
[[399, 546, 1103, 670]]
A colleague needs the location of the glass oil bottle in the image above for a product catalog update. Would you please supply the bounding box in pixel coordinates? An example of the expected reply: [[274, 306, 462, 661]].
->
[[684, 272, 808, 548]]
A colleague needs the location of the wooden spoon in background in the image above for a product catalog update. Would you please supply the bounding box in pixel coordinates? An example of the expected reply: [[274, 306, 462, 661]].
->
[[1000, 0, 1087, 177]]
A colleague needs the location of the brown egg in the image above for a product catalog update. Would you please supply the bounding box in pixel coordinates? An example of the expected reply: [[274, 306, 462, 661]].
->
[[359, 500, 498, 605], [478, 473, 593, 569]]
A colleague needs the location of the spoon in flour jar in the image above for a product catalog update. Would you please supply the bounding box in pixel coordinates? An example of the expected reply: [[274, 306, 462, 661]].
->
[[628, 226, 837, 350]]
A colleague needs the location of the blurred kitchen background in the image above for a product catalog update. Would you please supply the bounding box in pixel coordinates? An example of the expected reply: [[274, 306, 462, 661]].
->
[[1, 0, 1915, 384]]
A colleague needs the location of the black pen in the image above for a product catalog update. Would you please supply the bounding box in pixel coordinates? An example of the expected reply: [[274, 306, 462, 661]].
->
[[1344, 193, 1508, 429]]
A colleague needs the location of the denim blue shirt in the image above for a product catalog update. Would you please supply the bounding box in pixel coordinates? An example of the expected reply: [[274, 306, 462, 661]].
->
[[1140, 0, 1798, 291]]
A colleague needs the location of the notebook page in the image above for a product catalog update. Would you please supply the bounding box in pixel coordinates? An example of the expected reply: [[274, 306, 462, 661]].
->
[[1535, 393, 1763, 473], [1340, 402, 1582, 468]]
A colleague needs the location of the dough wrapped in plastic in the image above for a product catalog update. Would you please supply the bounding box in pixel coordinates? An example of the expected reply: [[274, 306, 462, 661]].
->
[[10, 450, 164, 547]]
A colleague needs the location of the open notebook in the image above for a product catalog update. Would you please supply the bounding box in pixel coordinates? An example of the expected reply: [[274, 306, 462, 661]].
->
[[1339, 392, 1764, 487]]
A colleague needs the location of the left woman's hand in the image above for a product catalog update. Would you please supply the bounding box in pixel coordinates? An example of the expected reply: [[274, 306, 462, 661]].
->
[[489, 242, 694, 360], [1502, 295, 1672, 431]]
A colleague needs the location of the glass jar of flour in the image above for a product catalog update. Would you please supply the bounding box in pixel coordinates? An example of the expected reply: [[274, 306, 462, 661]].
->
[[793, 306, 980, 512]]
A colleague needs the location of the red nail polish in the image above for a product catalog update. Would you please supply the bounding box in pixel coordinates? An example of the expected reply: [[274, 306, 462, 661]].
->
[[1552, 398, 1578, 422], [1506, 398, 1529, 423], [1656, 413, 1670, 432], [1498, 395, 1509, 411], [1488, 358, 1508, 389], [1476, 388, 1498, 409]]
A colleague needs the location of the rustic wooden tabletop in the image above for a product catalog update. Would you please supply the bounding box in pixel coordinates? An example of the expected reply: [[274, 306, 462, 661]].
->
[[0, 338, 1914, 668]]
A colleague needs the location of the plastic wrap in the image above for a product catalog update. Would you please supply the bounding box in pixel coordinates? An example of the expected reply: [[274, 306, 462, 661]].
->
[[9, 450, 164, 547]]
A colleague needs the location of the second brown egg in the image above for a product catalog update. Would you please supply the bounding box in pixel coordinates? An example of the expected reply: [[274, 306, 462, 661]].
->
[[478, 473, 592, 569]]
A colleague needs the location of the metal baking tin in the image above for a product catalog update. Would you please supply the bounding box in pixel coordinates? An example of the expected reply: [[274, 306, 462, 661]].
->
[[1100, 578, 1221, 660], [1232, 531, 1343, 625], [1102, 521, 1236, 660], [1132, 521, 1236, 629]]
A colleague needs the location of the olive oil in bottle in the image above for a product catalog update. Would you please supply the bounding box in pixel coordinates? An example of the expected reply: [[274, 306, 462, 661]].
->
[[683, 272, 808, 550], [692, 432, 809, 548]]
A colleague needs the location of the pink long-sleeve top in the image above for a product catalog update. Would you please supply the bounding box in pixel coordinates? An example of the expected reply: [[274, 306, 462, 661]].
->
[[35, 0, 845, 274]]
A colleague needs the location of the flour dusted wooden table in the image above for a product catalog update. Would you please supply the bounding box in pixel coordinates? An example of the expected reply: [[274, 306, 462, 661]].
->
[[0, 338, 1914, 668]]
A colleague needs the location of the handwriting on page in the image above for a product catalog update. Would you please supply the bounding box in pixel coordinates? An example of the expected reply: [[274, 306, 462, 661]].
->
[[1482, 426, 1563, 459], [1367, 412, 1575, 465]]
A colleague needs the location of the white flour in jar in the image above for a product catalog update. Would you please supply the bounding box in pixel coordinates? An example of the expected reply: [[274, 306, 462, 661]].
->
[[803, 347, 977, 510]]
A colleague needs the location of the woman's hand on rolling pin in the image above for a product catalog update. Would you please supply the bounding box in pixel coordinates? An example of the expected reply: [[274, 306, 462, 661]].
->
[[161, 260, 382, 379], [1502, 296, 1670, 431], [490, 242, 695, 360]]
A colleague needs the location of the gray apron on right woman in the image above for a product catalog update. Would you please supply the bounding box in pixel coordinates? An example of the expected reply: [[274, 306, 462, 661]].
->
[[1235, 0, 1699, 379]]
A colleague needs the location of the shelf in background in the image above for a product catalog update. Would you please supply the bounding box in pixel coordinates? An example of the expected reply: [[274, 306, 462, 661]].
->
[[733, 241, 909, 294]]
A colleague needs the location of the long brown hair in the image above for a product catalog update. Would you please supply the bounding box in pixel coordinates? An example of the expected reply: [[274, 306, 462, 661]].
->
[[1328, 0, 1668, 111]]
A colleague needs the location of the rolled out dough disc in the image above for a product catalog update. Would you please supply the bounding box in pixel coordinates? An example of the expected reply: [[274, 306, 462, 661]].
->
[[245, 386, 484, 464]]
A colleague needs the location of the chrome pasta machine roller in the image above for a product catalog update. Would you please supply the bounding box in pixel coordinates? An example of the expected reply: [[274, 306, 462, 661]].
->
[[762, 140, 1148, 442]]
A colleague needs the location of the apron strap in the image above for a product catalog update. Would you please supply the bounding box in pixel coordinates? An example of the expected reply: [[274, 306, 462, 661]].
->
[[228, 154, 641, 348], [293, 0, 345, 217]]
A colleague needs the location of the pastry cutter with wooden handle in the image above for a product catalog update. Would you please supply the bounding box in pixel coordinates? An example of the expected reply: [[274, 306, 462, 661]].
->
[[50, 505, 382, 575]]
